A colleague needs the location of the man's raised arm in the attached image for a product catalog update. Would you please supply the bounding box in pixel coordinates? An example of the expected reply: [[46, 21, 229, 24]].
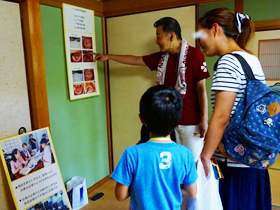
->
[[94, 53, 146, 66]]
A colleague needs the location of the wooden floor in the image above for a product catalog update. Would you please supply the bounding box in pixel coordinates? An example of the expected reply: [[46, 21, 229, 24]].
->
[[81, 178, 280, 210], [81, 179, 130, 210]]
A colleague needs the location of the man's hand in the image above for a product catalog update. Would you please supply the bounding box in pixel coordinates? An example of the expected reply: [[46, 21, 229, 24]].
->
[[198, 118, 208, 138], [94, 53, 109, 61]]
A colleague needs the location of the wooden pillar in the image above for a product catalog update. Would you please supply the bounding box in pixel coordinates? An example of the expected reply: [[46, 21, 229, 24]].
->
[[20, 0, 50, 130], [235, 0, 243, 13], [102, 16, 114, 173], [195, 4, 200, 48]]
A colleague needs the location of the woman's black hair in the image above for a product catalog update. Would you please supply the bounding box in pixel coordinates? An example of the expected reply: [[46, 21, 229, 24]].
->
[[11, 149, 19, 162]]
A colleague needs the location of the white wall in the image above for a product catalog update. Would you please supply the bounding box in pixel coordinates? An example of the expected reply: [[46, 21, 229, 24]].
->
[[0, 1, 31, 209], [0, 1, 31, 139], [247, 29, 280, 86]]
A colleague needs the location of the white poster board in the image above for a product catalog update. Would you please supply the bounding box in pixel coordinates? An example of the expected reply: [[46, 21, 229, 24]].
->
[[63, 4, 100, 100]]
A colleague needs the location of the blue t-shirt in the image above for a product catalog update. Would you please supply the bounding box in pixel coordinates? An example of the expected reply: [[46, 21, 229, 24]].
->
[[111, 141, 197, 210]]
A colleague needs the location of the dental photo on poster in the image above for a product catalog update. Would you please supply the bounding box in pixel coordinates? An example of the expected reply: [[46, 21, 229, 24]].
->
[[70, 50, 82, 62], [69, 36, 81, 49], [73, 82, 85, 95], [82, 50, 94, 62], [72, 70, 84, 82], [82, 36, 92, 49], [84, 69, 94, 81], [85, 81, 96, 94], [1, 130, 54, 181]]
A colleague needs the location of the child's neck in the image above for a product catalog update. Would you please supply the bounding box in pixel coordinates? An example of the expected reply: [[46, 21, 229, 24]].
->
[[149, 133, 173, 143]]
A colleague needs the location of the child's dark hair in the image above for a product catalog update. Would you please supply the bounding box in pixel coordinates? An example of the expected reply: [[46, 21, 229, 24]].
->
[[198, 8, 254, 50], [140, 85, 182, 136], [40, 138, 48, 144], [154, 17, 182, 40]]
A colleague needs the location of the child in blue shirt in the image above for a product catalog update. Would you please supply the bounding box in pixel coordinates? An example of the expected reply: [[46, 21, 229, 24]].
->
[[111, 85, 198, 210]]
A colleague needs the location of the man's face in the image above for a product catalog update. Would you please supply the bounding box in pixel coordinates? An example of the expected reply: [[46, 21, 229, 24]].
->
[[155, 25, 171, 52], [23, 145, 28, 151]]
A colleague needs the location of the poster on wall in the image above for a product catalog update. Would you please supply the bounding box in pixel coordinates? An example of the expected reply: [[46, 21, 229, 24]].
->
[[63, 3, 100, 100], [0, 127, 72, 210]]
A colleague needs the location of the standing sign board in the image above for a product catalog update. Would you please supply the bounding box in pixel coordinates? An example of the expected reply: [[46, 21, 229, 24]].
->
[[0, 127, 72, 210], [63, 3, 100, 100]]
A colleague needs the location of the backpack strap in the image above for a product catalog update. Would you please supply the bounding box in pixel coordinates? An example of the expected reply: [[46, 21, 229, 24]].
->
[[230, 53, 256, 81], [213, 53, 256, 82]]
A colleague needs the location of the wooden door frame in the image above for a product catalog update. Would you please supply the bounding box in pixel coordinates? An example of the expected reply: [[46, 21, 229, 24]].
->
[[19, 0, 50, 130]]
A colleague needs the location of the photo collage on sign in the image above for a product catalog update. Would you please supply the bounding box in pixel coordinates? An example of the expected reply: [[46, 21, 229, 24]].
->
[[1, 130, 54, 182], [27, 190, 70, 210], [69, 36, 96, 96]]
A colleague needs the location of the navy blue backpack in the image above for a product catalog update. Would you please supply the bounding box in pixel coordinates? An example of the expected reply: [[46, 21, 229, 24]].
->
[[217, 54, 280, 169]]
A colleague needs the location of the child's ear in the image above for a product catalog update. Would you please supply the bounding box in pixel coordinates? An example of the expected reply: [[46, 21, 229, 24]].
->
[[139, 114, 145, 124]]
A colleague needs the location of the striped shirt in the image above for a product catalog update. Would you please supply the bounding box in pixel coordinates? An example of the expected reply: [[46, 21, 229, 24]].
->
[[211, 51, 266, 167]]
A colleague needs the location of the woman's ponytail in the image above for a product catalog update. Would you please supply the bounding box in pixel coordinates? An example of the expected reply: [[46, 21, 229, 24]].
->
[[236, 16, 255, 49]]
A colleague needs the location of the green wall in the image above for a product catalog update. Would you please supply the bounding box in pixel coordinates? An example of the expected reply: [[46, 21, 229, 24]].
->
[[199, 0, 235, 17], [40, 5, 109, 188], [244, 0, 280, 21]]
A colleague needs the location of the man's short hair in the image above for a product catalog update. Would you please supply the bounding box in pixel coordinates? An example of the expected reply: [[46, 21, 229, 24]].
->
[[22, 143, 28, 147], [40, 138, 48, 144], [154, 17, 182, 40], [140, 85, 182, 136]]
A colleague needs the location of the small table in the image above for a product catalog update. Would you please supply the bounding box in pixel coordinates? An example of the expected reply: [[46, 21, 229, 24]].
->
[[13, 157, 44, 180]]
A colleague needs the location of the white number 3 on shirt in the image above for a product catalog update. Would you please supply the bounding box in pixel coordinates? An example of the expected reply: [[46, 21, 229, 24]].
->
[[159, 151, 172, 169]]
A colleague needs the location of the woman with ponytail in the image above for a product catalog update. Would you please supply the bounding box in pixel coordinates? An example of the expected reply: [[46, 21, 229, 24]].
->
[[197, 8, 271, 210]]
